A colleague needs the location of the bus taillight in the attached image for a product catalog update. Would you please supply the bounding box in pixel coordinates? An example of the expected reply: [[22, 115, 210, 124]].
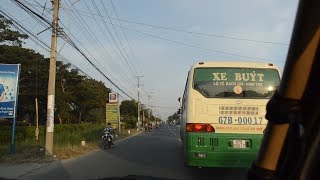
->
[[206, 124, 215, 132], [186, 123, 215, 132], [194, 124, 205, 131], [186, 123, 194, 132]]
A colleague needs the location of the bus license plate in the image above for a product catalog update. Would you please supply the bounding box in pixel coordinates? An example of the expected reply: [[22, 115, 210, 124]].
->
[[233, 140, 246, 148]]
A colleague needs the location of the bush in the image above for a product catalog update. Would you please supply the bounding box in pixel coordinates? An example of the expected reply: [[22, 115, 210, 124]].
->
[[0, 123, 105, 154], [121, 115, 137, 129], [0, 126, 46, 144]]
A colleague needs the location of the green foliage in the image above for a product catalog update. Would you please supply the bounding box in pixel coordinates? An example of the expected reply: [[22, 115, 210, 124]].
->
[[0, 45, 49, 125], [53, 123, 105, 147], [119, 100, 158, 127], [74, 79, 110, 123], [120, 100, 138, 128], [0, 45, 111, 125], [120, 100, 138, 118], [0, 124, 105, 147], [121, 115, 137, 129], [0, 15, 28, 46], [167, 112, 180, 121], [0, 19, 111, 125], [0, 126, 46, 144], [85, 108, 106, 124]]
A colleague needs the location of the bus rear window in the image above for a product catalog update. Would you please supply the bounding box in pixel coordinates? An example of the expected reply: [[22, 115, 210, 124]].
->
[[193, 68, 280, 99]]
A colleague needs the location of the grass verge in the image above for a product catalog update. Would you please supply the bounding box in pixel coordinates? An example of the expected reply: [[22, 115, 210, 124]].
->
[[0, 127, 140, 162], [53, 128, 140, 160]]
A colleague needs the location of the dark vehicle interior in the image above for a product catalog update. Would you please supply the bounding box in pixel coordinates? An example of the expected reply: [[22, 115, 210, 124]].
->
[[247, 0, 319, 179]]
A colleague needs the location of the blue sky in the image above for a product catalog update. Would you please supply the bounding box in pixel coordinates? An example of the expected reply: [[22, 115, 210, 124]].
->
[[1, 0, 299, 119]]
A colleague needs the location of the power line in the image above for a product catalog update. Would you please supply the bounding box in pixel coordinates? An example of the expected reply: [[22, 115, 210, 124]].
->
[[22, 0, 137, 94], [99, 20, 273, 62], [71, 10, 283, 62], [62, 34, 136, 100], [9, 2, 136, 100], [74, 9, 288, 46], [77, 0, 136, 87], [12, 0, 51, 26], [108, 0, 144, 76], [63, 0, 137, 95], [61, 1, 137, 97], [79, 1, 135, 87], [118, 19, 289, 46], [0, 8, 94, 86], [0, 8, 91, 80], [92, 0, 138, 77], [151, 105, 178, 109]]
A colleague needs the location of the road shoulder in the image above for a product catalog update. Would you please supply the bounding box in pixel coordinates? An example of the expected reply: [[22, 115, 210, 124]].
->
[[0, 130, 142, 179]]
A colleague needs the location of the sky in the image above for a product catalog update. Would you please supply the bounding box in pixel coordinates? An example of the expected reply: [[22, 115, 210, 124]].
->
[[1, 0, 299, 119]]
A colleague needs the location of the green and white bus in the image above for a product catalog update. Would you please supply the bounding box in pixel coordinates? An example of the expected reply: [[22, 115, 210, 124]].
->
[[180, 61, 281, 167]]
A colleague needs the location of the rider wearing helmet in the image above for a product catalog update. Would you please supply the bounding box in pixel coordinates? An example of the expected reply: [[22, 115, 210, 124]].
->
[[103, 123, 115, 144]]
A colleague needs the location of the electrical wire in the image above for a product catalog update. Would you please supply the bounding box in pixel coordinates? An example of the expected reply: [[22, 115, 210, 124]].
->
[[100, 0, 140, 77], [79, 1, 135, 86], [109, 0, 144, 76], [18, 0, 138, 96], [91, 0, 138, 78], [74, 9, 288, 46], [60, 1, 137, 97], [4, 4, 136, 100], [62, 1, 136, 89], [73, 9, 283, 62]]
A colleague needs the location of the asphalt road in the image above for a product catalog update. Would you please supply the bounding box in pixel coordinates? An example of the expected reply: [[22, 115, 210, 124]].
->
[[23, 124, 247, 180]]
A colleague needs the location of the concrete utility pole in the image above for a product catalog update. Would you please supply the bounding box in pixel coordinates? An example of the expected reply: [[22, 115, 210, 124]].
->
[[45, 0, 60, 156], [147, 91, 154, 119], [178, 97, 182, 120], [142, 104, 145, 125], [117, 93, 121, 135], [136, 76, 143, 129]]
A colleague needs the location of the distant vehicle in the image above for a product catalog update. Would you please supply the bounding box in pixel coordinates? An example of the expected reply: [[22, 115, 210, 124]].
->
[[180, 61, 281, 168], [148, 123, 153, 131]]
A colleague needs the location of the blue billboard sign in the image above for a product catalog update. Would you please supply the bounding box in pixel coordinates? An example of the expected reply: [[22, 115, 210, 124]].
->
[[0, 64, 20, 118]]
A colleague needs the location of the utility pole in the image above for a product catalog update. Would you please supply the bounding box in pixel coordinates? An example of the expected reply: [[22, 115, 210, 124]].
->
[[178, 97, 182, 120], [45, 0, 60, 156], [117, 93, 121, 135], [147, 91, 154, 119], [142, 104, 145, 126], [136, 76, 143, 130]]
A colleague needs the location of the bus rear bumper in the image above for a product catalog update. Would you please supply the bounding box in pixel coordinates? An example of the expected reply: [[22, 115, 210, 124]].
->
[[186, 151, 257, 168]]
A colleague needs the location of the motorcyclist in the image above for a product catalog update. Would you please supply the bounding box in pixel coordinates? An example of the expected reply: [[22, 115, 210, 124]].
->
[[144, 123, 148, 132], [103, 123, 114, 145], [148, 122, 152, 131], [155, 122, 159, 128]]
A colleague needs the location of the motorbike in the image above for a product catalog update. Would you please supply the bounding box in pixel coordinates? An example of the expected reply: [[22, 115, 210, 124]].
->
[[101, 130, 113, 149], [148, 124, 152, 132]]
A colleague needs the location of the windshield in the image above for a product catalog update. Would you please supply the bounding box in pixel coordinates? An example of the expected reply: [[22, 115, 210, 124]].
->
[[0, 0, 301, 179], [193, 68, 280, 99]]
